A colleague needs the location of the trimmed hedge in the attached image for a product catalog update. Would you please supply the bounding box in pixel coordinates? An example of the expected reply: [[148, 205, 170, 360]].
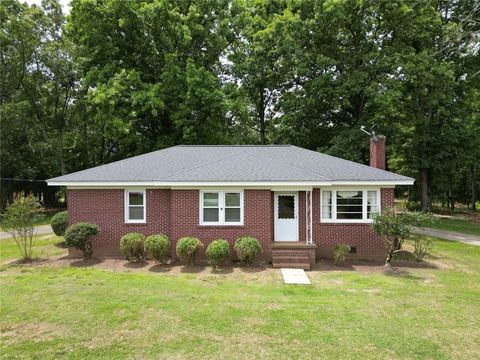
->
[[145, 234, 169, 263], [234, 236, 261, 265], [50, 211, 68, 236], [120, 232, 146, 261], [206, 239, 230, 269], [64, 222, 99, 259], [176, 237, 202, 266]]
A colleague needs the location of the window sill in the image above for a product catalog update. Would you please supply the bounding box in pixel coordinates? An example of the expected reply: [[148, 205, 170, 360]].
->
[[319, 220, 373, 225], [197, 224, 245, 229], [124, 222, 148, 225]]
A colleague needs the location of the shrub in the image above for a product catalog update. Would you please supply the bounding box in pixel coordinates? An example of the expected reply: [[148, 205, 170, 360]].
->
[[371, 207, 434, 266], [144, 234, 169, 263], [413, 236, 434, 262], [1, 192, 41, 262], [50, 211, 68, 236], [64, 223, 99, 259], [392, 250, 417, 262], [206, 239, 230, 269], [405, 200, 421, 212], [176, 237, 202, 266], [234, 236, 261, 265], [120, 233, 146, 261], [333, 244, 350, 266]]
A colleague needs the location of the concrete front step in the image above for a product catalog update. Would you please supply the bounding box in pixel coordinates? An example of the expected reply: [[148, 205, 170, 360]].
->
[[272, 255, 310, 263], [273, 262, 311, 270]]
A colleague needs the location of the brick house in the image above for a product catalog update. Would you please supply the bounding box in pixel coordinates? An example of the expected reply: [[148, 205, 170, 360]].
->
[[48, 137, 413, 269]]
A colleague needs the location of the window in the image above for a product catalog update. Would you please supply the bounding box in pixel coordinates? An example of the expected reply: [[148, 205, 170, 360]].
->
[[367, 190, 379, 219], [278, 195, 295, 219], [125, 189, 146, 223], [200, 191, 243, 225], [336, 191, 363, 219], [320, 189, 380, 222], [321, 191, 332, 220]]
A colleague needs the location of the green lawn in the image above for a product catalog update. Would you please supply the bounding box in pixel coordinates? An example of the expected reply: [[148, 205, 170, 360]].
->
[[0, 235, 66, 262], [425, 217, 480, 236], [0, 237, 479, 359]]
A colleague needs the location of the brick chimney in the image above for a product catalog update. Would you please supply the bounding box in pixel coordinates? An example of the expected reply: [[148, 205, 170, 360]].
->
[[370, 135, 386, 170]]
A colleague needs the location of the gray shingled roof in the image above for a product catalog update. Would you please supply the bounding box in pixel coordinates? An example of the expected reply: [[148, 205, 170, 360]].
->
[[47, 145, 414, 184]]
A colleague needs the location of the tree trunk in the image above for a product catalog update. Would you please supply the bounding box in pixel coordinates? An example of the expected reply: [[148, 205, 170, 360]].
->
[[258, 90, 266, 145], [420, 168, 432, 212], [471, 163, 477, 212], [447, 188, 454, 211], [385, 249, 393, 266], [259, 120, 266, 145], [259, 108, 266, 145], [58, 128, 66, 175]]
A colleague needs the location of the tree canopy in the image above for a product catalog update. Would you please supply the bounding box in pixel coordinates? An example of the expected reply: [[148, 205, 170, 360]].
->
[[1, 0, 479, 211]]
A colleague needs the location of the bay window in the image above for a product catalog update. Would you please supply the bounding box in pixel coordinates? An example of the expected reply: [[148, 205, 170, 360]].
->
[[125, 189, 146, 223], [320, 189, 380, 222], [200, 191, 243, 225]]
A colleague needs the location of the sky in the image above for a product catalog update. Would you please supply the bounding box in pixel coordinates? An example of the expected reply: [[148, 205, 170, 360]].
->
[[24, 0, 71, 13]]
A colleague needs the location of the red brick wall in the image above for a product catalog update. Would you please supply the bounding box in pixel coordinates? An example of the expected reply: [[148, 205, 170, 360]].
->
[[370, 136, 386, 170], [311, 188, 394, 259], [67, 187, 394, 260], [68, 189, 171, 257], [298, 191, 306, 243], [170, 189, 273, 260]]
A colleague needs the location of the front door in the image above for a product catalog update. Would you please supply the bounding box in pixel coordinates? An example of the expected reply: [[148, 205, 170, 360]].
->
[[274, 192, 299, 242]]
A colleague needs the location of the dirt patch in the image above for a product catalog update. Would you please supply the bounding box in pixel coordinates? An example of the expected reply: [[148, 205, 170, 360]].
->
[[1, 322, 69, 345], [1, 255, 444, 281]]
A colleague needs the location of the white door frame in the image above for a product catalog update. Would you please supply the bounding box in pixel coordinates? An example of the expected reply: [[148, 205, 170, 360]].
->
[[274, 192, 299, 242]]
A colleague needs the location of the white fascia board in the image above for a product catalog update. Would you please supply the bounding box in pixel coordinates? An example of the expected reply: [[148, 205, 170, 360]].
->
[[331, 180, 414, 186], [49, 179, 414, 188], [50, 181, 331, 188]]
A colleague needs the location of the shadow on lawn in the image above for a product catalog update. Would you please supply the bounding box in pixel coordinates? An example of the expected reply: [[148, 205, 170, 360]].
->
[[123, 261, 149, 269], [384, 269, 426, 281], [180, 265, 207, 273], [54, 241, 68, 249], [148, 264, 173, 273], [238, 265, 268, 274], [68, 257, 104, 267]]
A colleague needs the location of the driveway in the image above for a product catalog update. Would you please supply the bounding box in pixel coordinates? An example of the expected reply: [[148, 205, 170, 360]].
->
[[414, 227, 480, 247], [0, 224, 53, 240]]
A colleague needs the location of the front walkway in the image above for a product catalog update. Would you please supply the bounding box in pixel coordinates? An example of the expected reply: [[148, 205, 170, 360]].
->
[[414, 227, 480, 247], [281, 268, 311, 285], [0, 224, 53, 240]]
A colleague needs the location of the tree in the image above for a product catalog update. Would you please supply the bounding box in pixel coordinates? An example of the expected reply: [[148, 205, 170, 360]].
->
[[1, 193, 41, 262], [67, 0, 235, 165], [383, 0, 480, 212], [0, 0, 76, 179], [228, 0, 295, 144], [371, 207, 433, 266]]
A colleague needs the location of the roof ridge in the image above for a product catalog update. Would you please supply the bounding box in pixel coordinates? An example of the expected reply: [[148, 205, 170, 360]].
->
[[160, 148, 249, 180], [175, 144, 292, 147], [266, 156, 331, 181]]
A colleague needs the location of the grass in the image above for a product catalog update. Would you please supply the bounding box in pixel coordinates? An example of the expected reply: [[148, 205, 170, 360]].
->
[[0, 237, 479, 359], [0, 235, 66, 262], [423, 217, 480, 236]]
